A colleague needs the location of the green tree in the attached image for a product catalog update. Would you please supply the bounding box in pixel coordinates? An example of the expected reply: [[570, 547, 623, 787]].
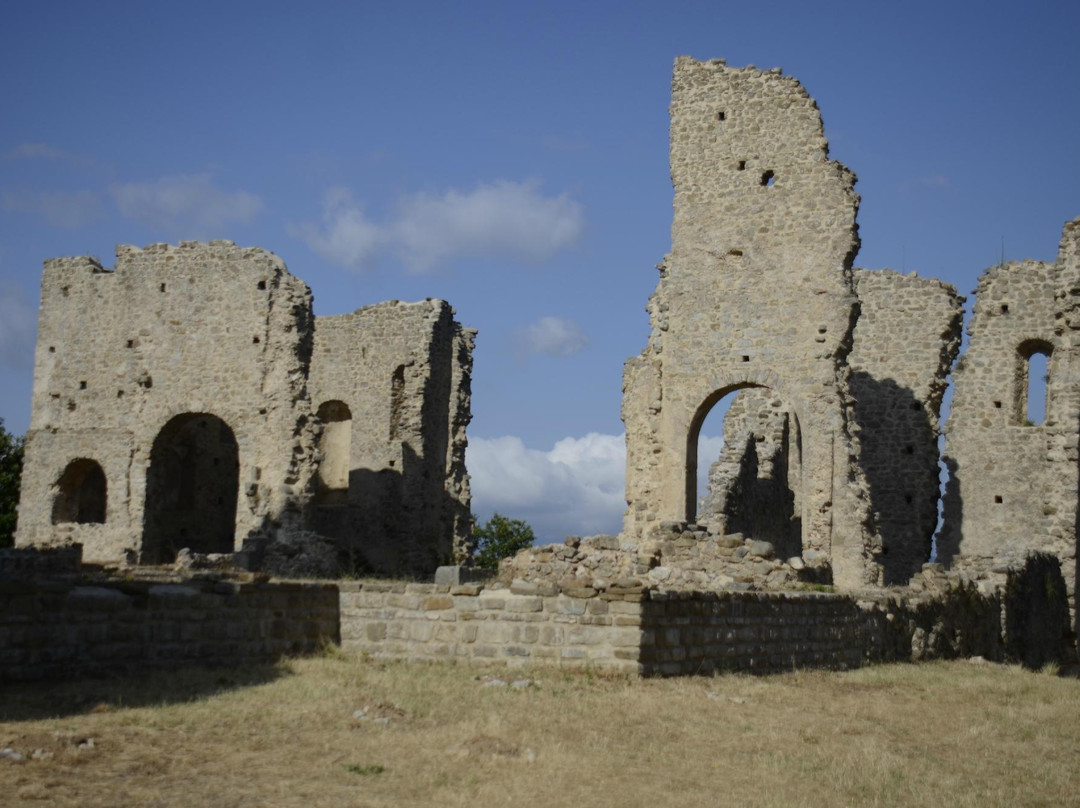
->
[[0, 418, 25, 548], [472, 512, 535, 570]]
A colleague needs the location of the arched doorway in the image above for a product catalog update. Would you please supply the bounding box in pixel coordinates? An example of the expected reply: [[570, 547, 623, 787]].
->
[[688, 385, 803, 560], [142, 413, 239, 563], [52, 458, 107, 524]]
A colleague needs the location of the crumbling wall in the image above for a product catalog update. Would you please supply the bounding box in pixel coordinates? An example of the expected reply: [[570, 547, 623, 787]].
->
[[849, 269, 963, 584], [622, 58, 877, 588], [940, 219, 1080, 628], [307, 300, 474, 576], [16, 242, 474, 578], [16, 241, 319, 562]]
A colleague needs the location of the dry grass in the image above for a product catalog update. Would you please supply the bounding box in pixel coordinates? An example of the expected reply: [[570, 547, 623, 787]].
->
[[1, 655, 1077, 807]]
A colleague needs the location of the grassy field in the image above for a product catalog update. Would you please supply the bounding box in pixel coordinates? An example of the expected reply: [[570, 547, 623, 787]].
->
[[1, 654, 1077, 807]]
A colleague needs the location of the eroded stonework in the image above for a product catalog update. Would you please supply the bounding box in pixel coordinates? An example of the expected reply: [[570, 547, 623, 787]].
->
[[15, 241, 474, 577], [621, 57, 878, 588]]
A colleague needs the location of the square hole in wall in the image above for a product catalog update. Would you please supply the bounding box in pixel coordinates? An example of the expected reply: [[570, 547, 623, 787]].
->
[[1000, 304, 1009, 314], [742, 355, 750, 362], [79, 381, 87, 390], [761, 170, 775, 187], [993, 401, 1002, 409], [994, 495, 1003, 504], [160, 283, 166, 293], [737, 160, 746, 171], [127, 339, 134, 348]]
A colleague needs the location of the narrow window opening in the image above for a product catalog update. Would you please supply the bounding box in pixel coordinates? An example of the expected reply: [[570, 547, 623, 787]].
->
[[79, 381, 87, 390], [160, 283, 166, 293], [737, 160, 746, 171], [761, 170, 775, 187], [1019, 342, 1051, 425], [389, 365, 406, 440], [716, 111, 726, 122]]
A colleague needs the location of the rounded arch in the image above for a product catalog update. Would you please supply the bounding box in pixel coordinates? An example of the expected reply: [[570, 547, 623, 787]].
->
[[1016, 338, 1053, 425], [52, 458, 107, 525], [315, 399, 352, 505], [686, 382, 804, 558], [142, 412, 239, 563]]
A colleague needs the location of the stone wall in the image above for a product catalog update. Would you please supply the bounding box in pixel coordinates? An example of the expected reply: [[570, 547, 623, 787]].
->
[[0, 576, 339, 683], [621, 58, 877, 589], [15, 241, 475, 578], [848, 269, 963, 584], [941, 220, 1080, 628], [308, 301, 475, 576], [16, 241, 318, 563]]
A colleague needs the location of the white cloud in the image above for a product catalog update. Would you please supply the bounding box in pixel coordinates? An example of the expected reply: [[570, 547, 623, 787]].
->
[[468, 433, 626, 543], [469, 431, 726, 545], [288, 188, 382, 270], [2, 189, 103, 228], [110, 173, 263, 235], [293, 180, 584, 273], [512, 316, 589, 358], [0, 283, 38, 370]]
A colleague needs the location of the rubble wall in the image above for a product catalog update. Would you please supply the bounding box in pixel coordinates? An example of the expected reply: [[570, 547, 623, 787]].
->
[[307, 301, 475, 576], [941, 220, 1080, 627], [15, 242, 318, 562], [849, 269, 964, 584], [622, 58, 876, 588]]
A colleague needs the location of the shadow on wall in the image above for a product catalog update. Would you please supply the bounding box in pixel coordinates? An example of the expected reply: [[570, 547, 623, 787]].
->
[[306, 443, 465, 578], [849, 372, 939, 585]]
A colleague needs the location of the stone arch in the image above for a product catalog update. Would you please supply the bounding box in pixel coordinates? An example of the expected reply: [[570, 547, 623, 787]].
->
[[142, 412, 239, 563], [315, 400, 352, 505], [686, 382, 805, 556], [51, 458, 107, 525], [1016, 339, 1053, 425]]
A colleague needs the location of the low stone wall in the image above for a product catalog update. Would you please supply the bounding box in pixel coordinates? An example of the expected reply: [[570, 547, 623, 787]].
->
[[339, 580, 646, 674], [338, 577, 1035, 676], [0, 577, 339, 682]]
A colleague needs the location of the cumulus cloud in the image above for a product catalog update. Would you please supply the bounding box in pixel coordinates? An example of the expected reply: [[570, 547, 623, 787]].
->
[[2, 189, 103, 228], [0, 283, 38, 370], [468, 432, 725, 545], [293, 180, 584, 273], [288, 188, 381, 270], [110, 173, 263, 235], [512, 316, 589, 359]]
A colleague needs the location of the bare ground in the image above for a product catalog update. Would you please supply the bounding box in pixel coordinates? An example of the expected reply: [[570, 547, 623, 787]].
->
[[1, 654, 1077, 807]]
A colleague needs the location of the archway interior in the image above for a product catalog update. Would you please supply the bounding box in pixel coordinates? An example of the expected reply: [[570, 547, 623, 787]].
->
[[52, 458, 107, 525], [315, 400, 352, 505], [142, 413, 239, 563], [690, 385, 803, 560]]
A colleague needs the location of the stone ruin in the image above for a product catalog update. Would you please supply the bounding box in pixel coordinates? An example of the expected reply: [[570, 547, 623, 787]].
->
[[8, 57, 1079, 676], [504, 57, 1080, 647], [14, 240, 475, 578]]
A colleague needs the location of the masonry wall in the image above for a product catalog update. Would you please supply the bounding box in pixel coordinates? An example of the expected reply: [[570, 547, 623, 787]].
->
[[849, 269, 964, 584], [941, 222, 1080, 594], [16, 242, 319, 563], [623, 58, 876, 589], [0, 577, 339, 683], [308, 302, 475, 576]]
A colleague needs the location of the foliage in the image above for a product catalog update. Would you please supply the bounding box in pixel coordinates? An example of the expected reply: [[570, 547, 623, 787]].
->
[[0, 417, 25, 548], [471, 512, 535, 569]]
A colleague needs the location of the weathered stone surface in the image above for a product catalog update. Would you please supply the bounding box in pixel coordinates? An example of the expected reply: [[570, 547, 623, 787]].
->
[[15, 241, 474, 578]]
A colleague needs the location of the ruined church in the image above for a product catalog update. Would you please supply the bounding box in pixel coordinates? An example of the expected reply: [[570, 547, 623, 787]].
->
[[14, 241, 475, 577]]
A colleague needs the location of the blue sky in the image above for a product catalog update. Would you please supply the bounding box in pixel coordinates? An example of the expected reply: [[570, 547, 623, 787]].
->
[[1, 0, 1078, 542]]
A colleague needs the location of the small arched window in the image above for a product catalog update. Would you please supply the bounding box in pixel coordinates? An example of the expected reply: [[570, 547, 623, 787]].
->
[[1017, 340, 1052, 425], [52, 459, 107, 524]]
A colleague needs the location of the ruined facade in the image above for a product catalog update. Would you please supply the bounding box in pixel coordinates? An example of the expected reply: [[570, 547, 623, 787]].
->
[[940, 222, 1080, 617], [15, 241, 474, 576], [621, 57, 877, 588]]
